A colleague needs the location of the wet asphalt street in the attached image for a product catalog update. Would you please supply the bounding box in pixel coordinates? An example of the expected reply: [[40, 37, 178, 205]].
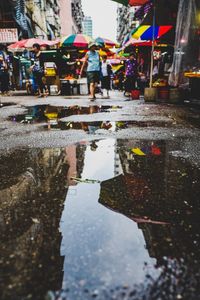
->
[[0, 91, 200, 300]]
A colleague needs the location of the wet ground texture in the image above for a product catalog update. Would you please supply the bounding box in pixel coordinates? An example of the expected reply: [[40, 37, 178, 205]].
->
[[0, 92, 200, 300]]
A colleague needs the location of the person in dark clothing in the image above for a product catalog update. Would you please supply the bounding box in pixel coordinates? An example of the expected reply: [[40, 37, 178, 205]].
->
[[0, 45, 9, 95], [118, 69, 125, 91], [30, 43, 48, 97], [124, 52, 138, 97]]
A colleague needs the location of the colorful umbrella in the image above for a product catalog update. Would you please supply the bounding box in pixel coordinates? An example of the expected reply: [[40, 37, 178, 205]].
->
[[8, 38, 58, 52], [60, 34, 93, 48], [131, 25, 173, 40], [95, 37, 118, 48]]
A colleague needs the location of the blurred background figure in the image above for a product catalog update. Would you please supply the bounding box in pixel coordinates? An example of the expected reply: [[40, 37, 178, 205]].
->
[[0, 44, 10, 96], [30, 43, 48, 98], [124, 52, 138, 98], [100, 55, 113, 98]]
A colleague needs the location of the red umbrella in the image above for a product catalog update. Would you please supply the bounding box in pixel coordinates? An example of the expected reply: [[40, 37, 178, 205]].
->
[[111, 0, 149, 6], [8, 38, 59, 52], [129, 0, 149, 5]]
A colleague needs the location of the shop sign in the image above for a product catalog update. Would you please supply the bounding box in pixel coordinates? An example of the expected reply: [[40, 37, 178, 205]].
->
[[0, 28, 18, 43]]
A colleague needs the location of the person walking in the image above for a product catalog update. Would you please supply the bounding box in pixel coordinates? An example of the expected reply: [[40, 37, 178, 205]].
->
[[100, 55, 112, 98], [0, 45, 10, 96], [124, 52, 138, 98], [30, 43, 48, 97], [80, 42, 100, 101]]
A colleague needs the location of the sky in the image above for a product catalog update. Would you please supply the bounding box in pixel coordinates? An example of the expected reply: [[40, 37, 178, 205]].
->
[[82, 0, 118, 42]]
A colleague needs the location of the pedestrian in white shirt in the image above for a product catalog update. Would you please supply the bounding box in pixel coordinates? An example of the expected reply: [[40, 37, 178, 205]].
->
[[100, 55, 112, 99]]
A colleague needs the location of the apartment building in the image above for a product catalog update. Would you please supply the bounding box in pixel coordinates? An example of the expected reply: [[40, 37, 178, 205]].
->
[[117, 5, 140, 44]]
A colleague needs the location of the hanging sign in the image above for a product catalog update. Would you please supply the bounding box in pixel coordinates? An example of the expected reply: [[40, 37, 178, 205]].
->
[[0, 28, 18, 43]]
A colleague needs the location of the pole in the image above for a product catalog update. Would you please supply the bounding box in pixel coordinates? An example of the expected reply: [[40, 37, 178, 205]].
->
[[149, 0, 156, 88]]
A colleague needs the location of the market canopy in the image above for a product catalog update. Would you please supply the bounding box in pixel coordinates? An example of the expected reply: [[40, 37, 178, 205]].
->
[[131, 25, 173, 40], [60, 34, 93, 49]]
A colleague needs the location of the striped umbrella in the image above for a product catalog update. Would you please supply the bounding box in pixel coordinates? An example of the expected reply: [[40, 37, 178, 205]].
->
[[60, 34, 93, 48], [131, 25, 173, 40], [8, 38, 58, 52], [95, 37, 119, 48]]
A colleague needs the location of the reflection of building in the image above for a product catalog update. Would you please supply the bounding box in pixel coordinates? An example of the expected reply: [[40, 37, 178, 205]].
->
[[82, 16, 93, 38], [0, 148, 68, 300], [65, 144, 87, 186], [114, 142, 123, 177]]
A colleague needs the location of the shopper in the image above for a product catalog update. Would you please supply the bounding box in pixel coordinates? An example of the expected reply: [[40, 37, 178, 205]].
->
[[80, 42, 100, 101], [30, 43, 48, 97], [0, 45, 10, 96], [124, 52, 138, 98], [100, 55, 112, 98]]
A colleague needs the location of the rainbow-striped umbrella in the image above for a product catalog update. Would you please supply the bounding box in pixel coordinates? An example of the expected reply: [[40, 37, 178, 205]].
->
[[60, 34, 94, 48], [131, 25, 172, 40], [8, 38, 58, 52]]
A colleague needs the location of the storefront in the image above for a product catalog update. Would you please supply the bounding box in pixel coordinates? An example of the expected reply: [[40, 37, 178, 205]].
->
[[169, 0, 200, 100]]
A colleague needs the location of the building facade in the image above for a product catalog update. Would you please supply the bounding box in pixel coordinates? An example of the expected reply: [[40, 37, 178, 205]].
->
[[59, 0, 84, 36], [0, 0, 61, 41], [82, 16, 93, 38], [0, 0, 85, 42], [26, 0, 61, 39], [117, 5, 140, 44]]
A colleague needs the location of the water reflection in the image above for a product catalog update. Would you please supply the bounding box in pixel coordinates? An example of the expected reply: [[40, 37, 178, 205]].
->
[[1, 138, 200, 299], [59, 138, 200, 299], [0, 146, 86, 300], [60, 139, 159, 299]]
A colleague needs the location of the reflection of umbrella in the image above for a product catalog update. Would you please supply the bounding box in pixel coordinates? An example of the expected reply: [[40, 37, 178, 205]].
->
[[60, 34, 93, 48], [8, 38, 58, 52], [98, 173, 166, 224], [99, 173, 170, 224], [131, 25, 173, 40], [95, 37, 118, 48]]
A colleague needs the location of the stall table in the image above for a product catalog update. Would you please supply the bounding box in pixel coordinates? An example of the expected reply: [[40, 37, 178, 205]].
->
[[60, 79, 80, 96]]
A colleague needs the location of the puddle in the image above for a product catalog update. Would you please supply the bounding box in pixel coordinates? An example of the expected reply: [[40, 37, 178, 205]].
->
[[8, 104, 170, 132], [8, 104, 122, 124], [1, 139, 200, 300]]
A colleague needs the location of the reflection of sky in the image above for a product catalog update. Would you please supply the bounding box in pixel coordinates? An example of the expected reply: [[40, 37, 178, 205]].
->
[[60, 139, 158, 294]]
